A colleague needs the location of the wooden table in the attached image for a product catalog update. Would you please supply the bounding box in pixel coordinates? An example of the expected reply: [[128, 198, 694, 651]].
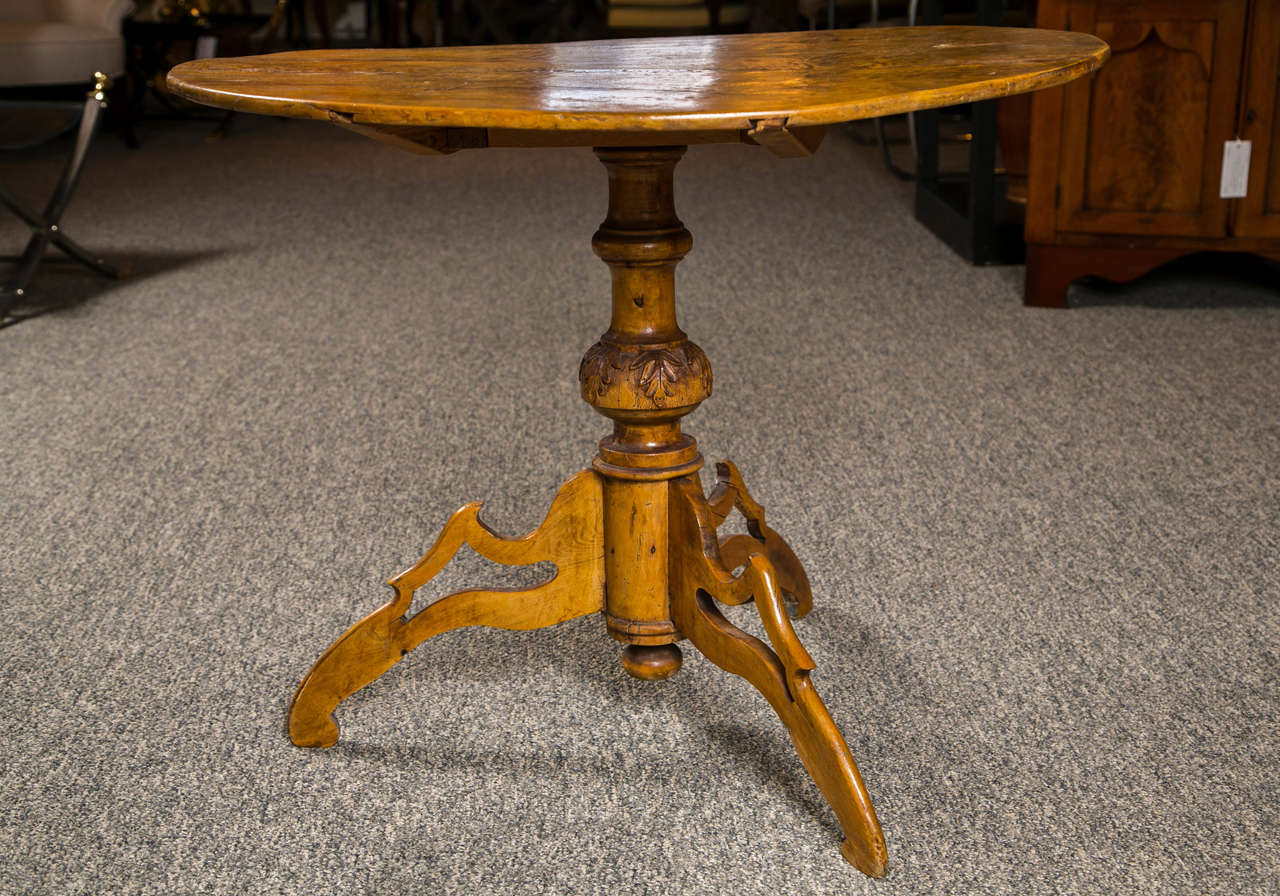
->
[[167, 29, 1106, 876]]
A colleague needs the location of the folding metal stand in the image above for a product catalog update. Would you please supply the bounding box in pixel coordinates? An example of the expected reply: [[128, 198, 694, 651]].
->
[[912, 0, 1027, 265], [1, 73, 121, 325]]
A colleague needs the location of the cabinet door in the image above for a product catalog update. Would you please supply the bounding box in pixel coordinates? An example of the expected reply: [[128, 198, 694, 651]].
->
[[1053, 0, 1247, 238], [1235, 0, 1280, 237]]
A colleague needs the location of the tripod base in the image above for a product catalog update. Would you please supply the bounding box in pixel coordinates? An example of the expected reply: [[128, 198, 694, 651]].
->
[[288, 461, 887, 877], [289, 145, 885, 877]]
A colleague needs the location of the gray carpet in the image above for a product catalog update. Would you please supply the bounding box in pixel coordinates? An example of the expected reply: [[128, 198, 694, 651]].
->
[[1, 115, 1277, 896]]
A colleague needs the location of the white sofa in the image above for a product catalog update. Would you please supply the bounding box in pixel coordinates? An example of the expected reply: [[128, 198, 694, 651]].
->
[[0, 0, 133, 88]]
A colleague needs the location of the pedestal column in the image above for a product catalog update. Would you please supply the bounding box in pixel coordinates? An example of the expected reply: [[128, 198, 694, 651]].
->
[[579, 146, 711, 680]]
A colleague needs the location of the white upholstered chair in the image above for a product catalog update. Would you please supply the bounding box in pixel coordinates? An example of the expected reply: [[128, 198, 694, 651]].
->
[[0, 0, 131, 87]]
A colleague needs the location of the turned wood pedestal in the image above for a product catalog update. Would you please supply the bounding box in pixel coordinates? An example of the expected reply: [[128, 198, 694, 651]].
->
[[284, 145, 887, 873], [166, 29, 1108, 877]]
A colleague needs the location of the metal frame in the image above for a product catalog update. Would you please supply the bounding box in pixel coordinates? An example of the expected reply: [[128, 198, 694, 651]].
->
[[912, 0, 1024, 265], [1, 73, 121, 325]]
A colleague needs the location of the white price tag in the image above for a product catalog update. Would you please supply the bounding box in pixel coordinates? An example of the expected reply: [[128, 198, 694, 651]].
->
[[1220, 139, 1251, 199]]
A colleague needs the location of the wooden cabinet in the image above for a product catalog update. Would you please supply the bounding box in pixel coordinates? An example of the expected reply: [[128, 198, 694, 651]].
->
[[1239, 1, 1280, 237], [1024, 0, 1280, 306]]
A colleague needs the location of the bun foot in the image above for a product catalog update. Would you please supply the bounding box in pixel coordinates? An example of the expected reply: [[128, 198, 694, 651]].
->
[[621, 643, 683, 680]]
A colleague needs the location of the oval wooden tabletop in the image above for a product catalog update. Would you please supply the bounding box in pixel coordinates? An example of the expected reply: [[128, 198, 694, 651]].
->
[[166, 27, 1107, 133]]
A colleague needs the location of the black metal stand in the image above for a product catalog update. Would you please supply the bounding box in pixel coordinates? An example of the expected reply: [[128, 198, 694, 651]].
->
[[912, 0, 1025, 265], [1, 74, 122, 326]]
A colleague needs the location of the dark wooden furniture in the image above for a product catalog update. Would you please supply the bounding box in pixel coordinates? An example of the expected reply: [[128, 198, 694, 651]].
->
[[166, 28, 1106, 875], [1025, 0, 1280, 306], [121, 2, 306, 144]]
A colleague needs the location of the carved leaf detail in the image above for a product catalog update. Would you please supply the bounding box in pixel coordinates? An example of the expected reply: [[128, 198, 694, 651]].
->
[[697, 349, 712, 396], [580, 343, 621, 397], [581, 342, 711, 408], [632, 349, 683, 405]]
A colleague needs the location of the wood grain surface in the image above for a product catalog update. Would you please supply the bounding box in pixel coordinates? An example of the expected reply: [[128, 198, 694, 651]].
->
[[668, 471, 887, 877], [287, 470, 604, 748], [166, 27, 1107, 134]]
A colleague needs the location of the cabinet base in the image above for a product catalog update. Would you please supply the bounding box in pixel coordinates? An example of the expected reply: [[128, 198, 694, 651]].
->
[[1024, 243, 1280, 308]]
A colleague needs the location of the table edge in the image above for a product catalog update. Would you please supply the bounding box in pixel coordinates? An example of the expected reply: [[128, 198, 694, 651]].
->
[[165, 29, 1109, 141]]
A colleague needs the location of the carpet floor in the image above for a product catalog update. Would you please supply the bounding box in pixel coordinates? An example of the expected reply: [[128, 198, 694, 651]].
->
[[1, 114, 1277, 895]]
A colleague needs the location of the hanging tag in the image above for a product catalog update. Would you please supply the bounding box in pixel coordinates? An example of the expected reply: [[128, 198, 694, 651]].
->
[[1220, 139, 1251, 198]]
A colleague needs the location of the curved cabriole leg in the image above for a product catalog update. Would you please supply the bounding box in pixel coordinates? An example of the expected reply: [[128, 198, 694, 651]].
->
[[288, 470, 605, 748], [669, 475, 887, 878], [706, 460, 813, 617]]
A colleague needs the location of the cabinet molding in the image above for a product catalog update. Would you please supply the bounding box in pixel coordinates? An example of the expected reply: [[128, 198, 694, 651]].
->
[[1024, 0, 1279, 306]]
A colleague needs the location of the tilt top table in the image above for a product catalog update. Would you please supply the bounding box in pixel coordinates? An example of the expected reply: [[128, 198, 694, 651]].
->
[[168, 28, 1107, 878]]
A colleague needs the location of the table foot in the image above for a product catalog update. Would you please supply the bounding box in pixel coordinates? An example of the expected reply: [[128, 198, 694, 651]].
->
[[669, 472, 888, 878], [620, 643, 683, 680], [287, 470, 605, 748]]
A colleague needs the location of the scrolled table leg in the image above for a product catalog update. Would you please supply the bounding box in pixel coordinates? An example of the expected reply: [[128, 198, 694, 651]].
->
[[669, 474, 887, 877], [706, 460, 813, 618], [288, 470, 605, 748]]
